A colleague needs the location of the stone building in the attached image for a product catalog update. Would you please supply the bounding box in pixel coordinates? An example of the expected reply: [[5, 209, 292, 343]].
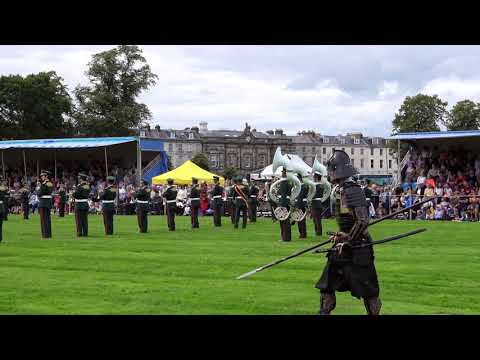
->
[[142, 123, 397, 177]]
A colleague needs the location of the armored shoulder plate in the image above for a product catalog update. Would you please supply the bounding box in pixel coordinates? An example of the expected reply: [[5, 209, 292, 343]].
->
[[342, 182, 367, 208]]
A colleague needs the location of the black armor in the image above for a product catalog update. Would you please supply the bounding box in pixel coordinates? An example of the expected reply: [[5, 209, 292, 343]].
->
[[326, 149, 358, 182], [317, 150, 381, 315]]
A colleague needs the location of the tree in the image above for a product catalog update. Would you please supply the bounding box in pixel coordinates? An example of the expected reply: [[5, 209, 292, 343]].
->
[[444, 100, 480, 131], [191, 153, 210, 171], [223, 167, 238, 180], [390, 94, 447, 159], [392, 94, 447, 134], [73, 45, 158, 136], [0, 72, 73, 139]]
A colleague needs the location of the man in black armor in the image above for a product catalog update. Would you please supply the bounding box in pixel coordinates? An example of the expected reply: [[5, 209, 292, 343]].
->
[[211, 176, 224, 227], [294, 173, 308, 239], [135, 179, 151, 233], [311, 171, 324, 236], [163, 178, 177, 231], [190, 177, 200, 229], [74, 173, 90, 237], [316, 150, 381, 315], [100, 176, 117, 235]]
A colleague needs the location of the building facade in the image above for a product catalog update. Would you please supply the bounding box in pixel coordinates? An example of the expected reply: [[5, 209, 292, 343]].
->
[[142, 123, 397, 177]]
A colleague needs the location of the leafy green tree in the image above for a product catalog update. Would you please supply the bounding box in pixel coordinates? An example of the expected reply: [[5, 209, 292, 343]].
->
[[223, 167, 238, 180], [444, 100, 480, 131], [73, 45, 158, 136], [191, 153, 210, 171], [0, 72, 73, 139]]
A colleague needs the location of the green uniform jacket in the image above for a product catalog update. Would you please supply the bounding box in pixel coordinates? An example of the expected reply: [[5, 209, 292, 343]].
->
[[38, 181, 54, 209], [100, 186, 117, 211], [190, 185, 200, 207], [311, 183, 325, 210], [295, 183, 309, 210], [162, 186, 178, 209], [59, 189, 67, 204], [212, 184, 224, 206], [74, 182, 91, 211], [136, 187, 151, 210], [0, 185, 8, 214], [20, 188, 30, 204], [233, 185, 250, 207], [278, 179, 292, 208]]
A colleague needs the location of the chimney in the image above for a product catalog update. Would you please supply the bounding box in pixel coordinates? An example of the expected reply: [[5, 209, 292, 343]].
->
[[199, 122, 208, 133], [266, 130, 274, 136], [274, 129, 283, 136], [191, 126, 199, 134]]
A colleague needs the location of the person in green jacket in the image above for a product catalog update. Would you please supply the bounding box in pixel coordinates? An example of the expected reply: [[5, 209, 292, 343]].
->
[[37, 170, 54, 238], [100, 176, 117, 235], [74, 173, 90, 237]]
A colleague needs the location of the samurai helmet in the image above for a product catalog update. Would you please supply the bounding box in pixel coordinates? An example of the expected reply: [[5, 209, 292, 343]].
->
[[326, 150, 358, 181]]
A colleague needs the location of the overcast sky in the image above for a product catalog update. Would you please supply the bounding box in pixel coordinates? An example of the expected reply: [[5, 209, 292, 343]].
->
[[1, 45, 480, 137]]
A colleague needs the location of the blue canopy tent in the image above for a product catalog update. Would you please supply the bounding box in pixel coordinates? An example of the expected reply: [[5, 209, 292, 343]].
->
[[0, 137, 168, 184]]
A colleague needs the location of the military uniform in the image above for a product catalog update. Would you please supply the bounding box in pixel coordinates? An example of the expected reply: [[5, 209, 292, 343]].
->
[[20, 185, 30, 220], [58, 187, 67, 217], [228, 184, 236, 224], [136, 181, 151, 233], [233, 179, 249, 229], [211, 177, 224, 227], [248, 183, 259, 223], [190, 179, 200, 229], [100, 177, 117, 235], [163, 181, 177, 231], [316, 150, 381, 315], [74, 176, 90, 237], [278, 176, 292, 242], [37, 173, 54, 238], [311, 178, 325, 236], [0, 181, 8, 242], [295, 181, 309, 239]]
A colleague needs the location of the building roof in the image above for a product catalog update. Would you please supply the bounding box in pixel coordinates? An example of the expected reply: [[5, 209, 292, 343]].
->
[[388, 130, 480, 141]]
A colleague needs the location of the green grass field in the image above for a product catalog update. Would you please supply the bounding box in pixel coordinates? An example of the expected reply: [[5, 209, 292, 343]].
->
[[0, 213, 479, 315]]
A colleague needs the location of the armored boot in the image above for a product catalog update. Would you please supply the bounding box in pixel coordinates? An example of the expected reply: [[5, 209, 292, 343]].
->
[[363, 297, 382, 315], [319, 292, 336, 315]]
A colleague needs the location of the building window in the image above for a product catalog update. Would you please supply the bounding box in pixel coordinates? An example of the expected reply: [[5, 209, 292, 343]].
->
[[189, 133, 194, 139], [302, 146, 306, 153], [354, 138, 360, 145], [177, 143, 182, 151], [380, 148, 383, 156], [170, 131, 176, 139], [243, 154, 252, 168], [168, 144, 173, 152], [380, 160, 383, 168], [351, 159, 355, 167], [360, 159, 364, 168], [370, 159, 374, 168], [258, 154, 266, 167], [360, 148, 364, 155], [312, 147, 315, 153], [322, 147, 326, 155], [370, 148, 374, 156], [323, 137, 329, 144], [389, 160, 392, 168], [373, 138, 379, 145], [210, 155, 218, 168], [351, 148, 354, 155]]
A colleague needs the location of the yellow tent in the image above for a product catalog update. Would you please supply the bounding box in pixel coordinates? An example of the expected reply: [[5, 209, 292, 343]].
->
[[152, 160, 225, 186]]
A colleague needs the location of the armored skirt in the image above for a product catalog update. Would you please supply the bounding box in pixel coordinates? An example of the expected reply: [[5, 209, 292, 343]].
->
[[315, 237, 380, 299]]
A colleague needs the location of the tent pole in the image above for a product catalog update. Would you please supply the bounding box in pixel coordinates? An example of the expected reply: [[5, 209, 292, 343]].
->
[[37, 160, 39, 178], [397, 139, 400, 184], [1, 151, 5, 179], [54, 150, 57, 182], [104, 146, 108, 177], [137, 136, 142, 185], [23, 150, 27, 180]]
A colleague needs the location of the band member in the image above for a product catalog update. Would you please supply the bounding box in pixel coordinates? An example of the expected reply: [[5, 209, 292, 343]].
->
[[190, 177, 200, 229], [311, 171, 325, 236], [74, 173, 90, 237], [248, 180, 259, 223], [295, 173, 308, 239], [316, 150, 381, 315], [278, 169, 292, 242], [20, 181, 30, 220], [0, 177, 8, 242], [135, 179, 151, 233], [100, 176, 117, 235], [211, 176, 224, 227], [228, 179, 236, 224], [233, 177, 249, 229], [37, 170, 54, 238], [163, 178, 177, 231], [267, 180, 278, 222], [58, 183, 67, 218]]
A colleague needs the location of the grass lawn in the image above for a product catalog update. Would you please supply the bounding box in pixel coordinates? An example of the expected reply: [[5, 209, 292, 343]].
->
[[0, 213, 479, 315]]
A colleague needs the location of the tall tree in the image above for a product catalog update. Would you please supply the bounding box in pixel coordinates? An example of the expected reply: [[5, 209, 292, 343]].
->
[[73, 45, 158, 136], [444, 100, 480, 131], [191, 153, 210, 171], [392, 94, 446, 134], [0, 72, 73, 139], [223, 167, 238, 180]]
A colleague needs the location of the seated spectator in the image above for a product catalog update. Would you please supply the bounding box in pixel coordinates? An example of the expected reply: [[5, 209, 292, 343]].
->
[[424, 175, 436, 189], [416, 170, 426, 188], [434, 205, 444, 220]]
